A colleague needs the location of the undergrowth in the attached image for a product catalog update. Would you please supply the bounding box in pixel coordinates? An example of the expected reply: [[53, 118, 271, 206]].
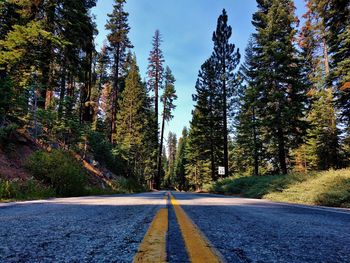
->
[[26, 150, 87, 197], [0, 179, 55, 201], [205, 169, 350, 208]]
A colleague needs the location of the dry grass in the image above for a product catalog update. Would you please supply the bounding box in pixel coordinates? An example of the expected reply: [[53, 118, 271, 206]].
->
[[206, 169, 350, 208]]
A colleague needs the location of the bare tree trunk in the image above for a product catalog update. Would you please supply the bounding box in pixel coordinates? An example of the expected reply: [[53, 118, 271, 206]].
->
[[252, 106, 259, 176], [156, 103, 166, 189], [222, 58, 229, 177], [323, 37, 330, 76], [277, 108, 287, 174], [58, 56, 66, 118]]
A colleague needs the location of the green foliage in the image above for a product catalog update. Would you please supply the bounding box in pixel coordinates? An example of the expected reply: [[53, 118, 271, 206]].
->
[[322, 0, 350, 126], [0, 123, 18, 145], [26, 150, 87, 197], [173, 127, 188, 190], [292, 88, 341, 171], [0, 77, 14, 119], [115, 55, 153, 182], [111, 177, 146, 193], [212, 9, 241, 177], [88, 131, 125, 175], [0, 179, 55, 201], [234, 0, 308, 175], [164, 132, 177, 188], [206, 169, 350, 208]]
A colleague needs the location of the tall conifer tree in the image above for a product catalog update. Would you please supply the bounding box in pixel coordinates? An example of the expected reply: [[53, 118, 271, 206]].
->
[[115, 55, 149, 180], [174, 127, 188, 190], [156, 66, 177, 188], [212, 9, 240, 177], [251, 0, 308, 174], [105, 0, 133, 143]]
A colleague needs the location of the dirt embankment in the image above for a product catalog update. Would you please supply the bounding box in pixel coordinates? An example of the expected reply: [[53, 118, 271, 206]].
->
[[0, 130, 36, 181], [0, 129, 116, 188]]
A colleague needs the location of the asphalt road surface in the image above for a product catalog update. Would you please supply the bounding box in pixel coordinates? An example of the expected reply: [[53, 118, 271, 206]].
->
[[0, 191, 349, 262]]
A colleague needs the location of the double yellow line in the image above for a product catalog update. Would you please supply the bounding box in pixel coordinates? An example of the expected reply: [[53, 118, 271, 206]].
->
[[133, 192, 222, 263]]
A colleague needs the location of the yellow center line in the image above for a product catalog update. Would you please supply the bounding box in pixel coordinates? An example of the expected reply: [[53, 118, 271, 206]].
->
[[169, 193, 223, 263], [133, 207, 168, 263]]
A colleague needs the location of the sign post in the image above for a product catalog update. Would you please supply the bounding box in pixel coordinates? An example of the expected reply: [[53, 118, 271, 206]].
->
[[218, 166, 225, 176]]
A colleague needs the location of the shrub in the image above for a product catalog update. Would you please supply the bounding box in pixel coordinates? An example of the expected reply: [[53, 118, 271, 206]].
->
[[111, 177, 145, 193], [26, 150, 87, 197], [0, 179, 55, 200], [0, 123, 18, 145], [88, 132, 126, 175]]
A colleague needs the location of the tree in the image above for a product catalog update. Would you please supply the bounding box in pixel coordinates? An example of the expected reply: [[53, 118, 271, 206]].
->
[[91, 44, 110, 131], [250, 0, 308, 174], [147, 30, 165, 186], [105, 0, 133, 143], [147, 30, 165, 132], [174, 127, 188, 190], [191, 58, 224, 181], [164, 132, 177, 187], [156, 66, 177, 189], [115, 55, 149, 180], [185, 112, 212, 190], [296, 0, 341, 170], [212, 9, 241, 177], [235, 38, 262, 176], [323, 1, 350, 134]]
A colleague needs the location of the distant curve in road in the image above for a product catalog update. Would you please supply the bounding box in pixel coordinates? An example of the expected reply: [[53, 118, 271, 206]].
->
[[1, 192, 349, 262]]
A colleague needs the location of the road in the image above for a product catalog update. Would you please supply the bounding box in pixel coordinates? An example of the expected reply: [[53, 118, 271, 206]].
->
[[0, 191, 349, 262]]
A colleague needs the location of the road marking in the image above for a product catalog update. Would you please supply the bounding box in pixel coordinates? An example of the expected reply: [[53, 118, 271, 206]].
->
[[169, 193, 223, 263], [133, 208, 168, 263]]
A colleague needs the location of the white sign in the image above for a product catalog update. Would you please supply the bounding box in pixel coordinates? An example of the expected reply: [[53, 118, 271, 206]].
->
[[218, 166, 225, 175]]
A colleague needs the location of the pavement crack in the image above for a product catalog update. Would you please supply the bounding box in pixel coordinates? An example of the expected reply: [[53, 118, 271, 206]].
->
[[232, 248, 252, 263]]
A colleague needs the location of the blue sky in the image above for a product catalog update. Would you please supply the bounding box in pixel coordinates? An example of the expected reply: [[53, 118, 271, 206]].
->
[[93, 0, 306, 140]]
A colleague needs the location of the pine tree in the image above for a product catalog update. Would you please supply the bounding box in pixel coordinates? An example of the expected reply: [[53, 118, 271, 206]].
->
[[185, 112, 212, 190], [91, 44, 110, 131], [115, 55, 149, 180], [251, 0, 308, 174], [212, 9, 241, 177], [174, 127, 188, 190], [156, 66, 177, 189], [296, 0, 341, 170], [147, 30, 165, 187], [164, 132, 177, 187], [323, 1, 350, 131], [147, 30, 165, 133], [235, 38, 262, 176], [323, 0, 350, 85], [105, 0, 133, 143], [191, 58, 224, 181]]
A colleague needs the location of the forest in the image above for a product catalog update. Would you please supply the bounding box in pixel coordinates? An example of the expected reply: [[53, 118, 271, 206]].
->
[[0, 0, 350, 198]]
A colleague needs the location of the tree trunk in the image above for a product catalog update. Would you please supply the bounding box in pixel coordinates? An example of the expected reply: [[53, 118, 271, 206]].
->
[[277, 111, 287, 174], [222, 60, 229, 177], [252, 106, 259, 176], [110, 45, 120, 144], [156, 103, 166, 189], [58, 56, 66, 118], [323, 37, 330, 76], [81, 47, 93, 123], [154, 66, 160, 188]]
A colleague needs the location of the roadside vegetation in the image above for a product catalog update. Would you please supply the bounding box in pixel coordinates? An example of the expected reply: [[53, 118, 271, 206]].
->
[[0, 147, 145, 202], [0, 179, 55, 201], [205, 169, 350, 208]]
